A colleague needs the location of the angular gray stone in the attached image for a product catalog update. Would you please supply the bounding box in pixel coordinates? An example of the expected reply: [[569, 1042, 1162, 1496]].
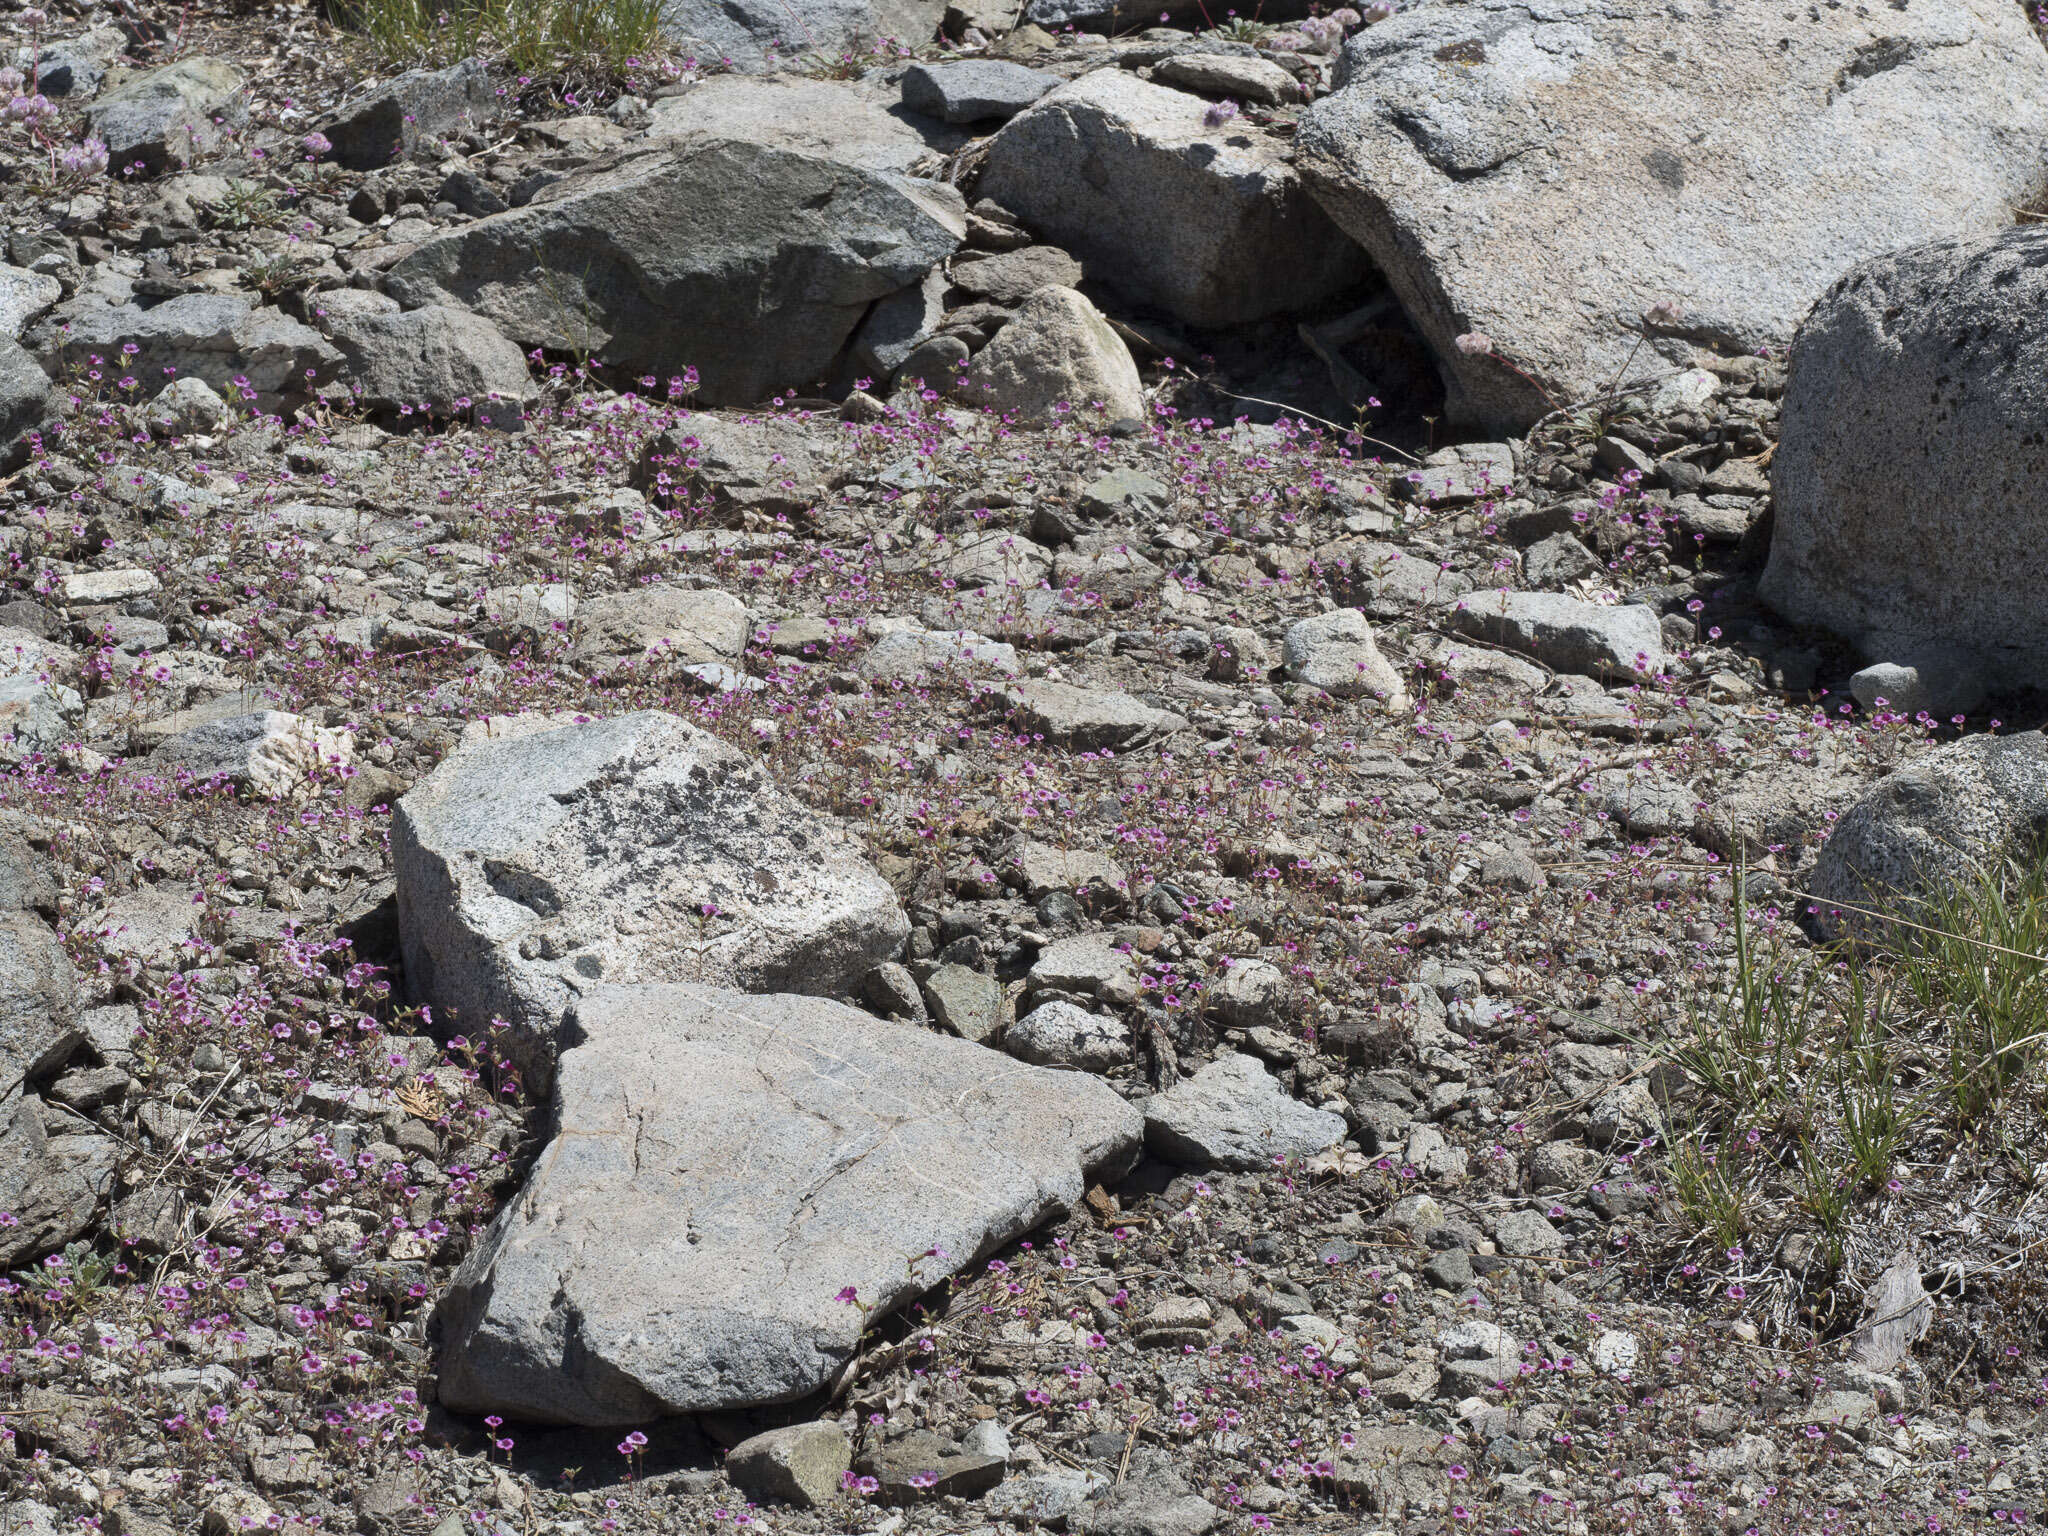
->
[[392, 712, 909, 1083], [1523, 533, 1600, 589], [1005, 1000, 1129, 1073], [1445, 591, 1664, 678], [1, 909, 79, 1090], [1000, 678, 1184, 751], [903, 60, 1061, 123], [922, 962, 1003, 1042], [1849, 653, 1986, 723], [726, 1422, 850, 1508], [1280, 608, 1407, 705], [646, 74, 958, 174], [849, 268, 947, 382], [570, 586, 747, 670], [436, 984, 1142, 1422], [28, 292, 339, 407], [1808, 734, 2048, 945], [0, 337, 52, 469], [149, 711, 354, 797], [659, 0, 949, 72], [1296, 0, 2048, 432], [1150, 52, 1301, 107], [0, 1093, 114, 1267], [387, 140, 963, 406], [0, 267, 60, 343], [1143, 1053, 1345, 1171], [321, 304, 534, 415], [313, 57, 499, 171], [87, 58, 247, 175], [858, 625, 1019, 682], [960, 285, 1144, 422], [1762, 227, 2048, 686], [952, 245, 1083, 304], [980, 70, 1369, 328]]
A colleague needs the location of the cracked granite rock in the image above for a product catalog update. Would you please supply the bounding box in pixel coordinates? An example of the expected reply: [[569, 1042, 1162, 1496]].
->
[[392, 711, 909, 1088], [436, 984, 1143, 1423]]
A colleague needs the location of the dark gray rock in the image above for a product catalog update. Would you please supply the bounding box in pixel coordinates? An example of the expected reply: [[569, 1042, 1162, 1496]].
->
[[86, 58, 246, 174], [387, 139, 962, 405], [313, 57, 499, 171], [320, 303, 534, 414], [902, 60, 1061, 123]]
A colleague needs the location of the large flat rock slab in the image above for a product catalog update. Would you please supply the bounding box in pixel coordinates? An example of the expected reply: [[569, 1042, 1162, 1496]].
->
[[392, 712, 907, 1083], [1295, 0, 2048, 432], [437, 984, 1143, 1423]]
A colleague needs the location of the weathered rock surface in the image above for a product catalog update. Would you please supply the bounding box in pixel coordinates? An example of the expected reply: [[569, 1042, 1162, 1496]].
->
[[961, 285, 1144, 422], [1296, 0, 2048, 431], [1808, 734, 2048, 944], [313, 57, 499, 170], [646, 74, 959, 173], [1143, 1053, 1345, 1171], [1446, 592, 1664, 678], [1005, 1000, 1129, 1073], [902, 60, 1061, 123], [726, 1422, 851, 1508], [87, 58, 247, 174], [1281, 609, 1407, 705], [149, 711, 355, 797], [436, 984, 1142, 1422], [29, 293, 339, 407], [0, 267, 61, 342], [1761, 227, 2048, 686], [387, 141, 963, 405], [392, 712, 908, 1079], [659, 0, 948, 72], [569, 586, 748, 671], [319, 302, 534, 415], [980, 70, 1369, 328], [0, 338, 53, 468]]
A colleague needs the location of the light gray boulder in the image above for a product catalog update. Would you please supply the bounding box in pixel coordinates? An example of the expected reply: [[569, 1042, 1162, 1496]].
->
[[727, 1422, 851, 1508], [312, 57, 499, 170], [87, 58, 246, 174], [436, 983, 1142, 1422], [1143, 1053, 1345, 1170], [979, 70, 1369, 328], [319, 304, 534, 415], [857, 625, 1020, 681], [1445, 591, 1664, 678], [1004, 1000, 1129, 1073], [1761, 227, 2048, 688], [1296, 0, 2048, 432], [960, 285, 1144, 422], [1280, 608, 1407, 706], [386, 140, 963, 405], [1000, 679, 1185, 751], [569, 586, 747, 671], [392, 712, 908, 1083], [1807, 734, 2048, 945]]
